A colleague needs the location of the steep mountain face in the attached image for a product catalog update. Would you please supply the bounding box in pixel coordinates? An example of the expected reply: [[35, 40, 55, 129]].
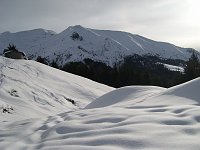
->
[[0, 25, 199, 67]]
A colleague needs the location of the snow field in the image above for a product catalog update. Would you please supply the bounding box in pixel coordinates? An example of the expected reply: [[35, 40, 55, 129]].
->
[[0, 57, 200, 149]]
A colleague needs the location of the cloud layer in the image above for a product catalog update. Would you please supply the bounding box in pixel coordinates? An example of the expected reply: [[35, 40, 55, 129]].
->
[[0, 0, 199, 50]]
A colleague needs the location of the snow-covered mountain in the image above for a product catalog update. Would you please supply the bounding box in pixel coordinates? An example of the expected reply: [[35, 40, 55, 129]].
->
[[0, 57, 200, 149], [0, 25, 199, 66]]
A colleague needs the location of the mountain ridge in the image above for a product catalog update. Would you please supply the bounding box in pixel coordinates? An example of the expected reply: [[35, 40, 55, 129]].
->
[[0, 25, 199, 67]]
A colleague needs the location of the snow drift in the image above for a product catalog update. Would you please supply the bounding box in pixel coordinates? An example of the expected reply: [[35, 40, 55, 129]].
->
[[85, 86, 165, 109], [86, 77, 200, 109]]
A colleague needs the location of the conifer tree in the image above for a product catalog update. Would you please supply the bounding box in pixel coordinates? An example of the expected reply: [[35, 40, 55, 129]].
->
[[51, 60, 59, 69], [184, 52, 200, 81], [3, 44, 18, 54]]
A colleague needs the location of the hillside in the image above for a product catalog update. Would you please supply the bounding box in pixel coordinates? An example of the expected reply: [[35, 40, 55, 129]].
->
[[0, 56, 114, 121]]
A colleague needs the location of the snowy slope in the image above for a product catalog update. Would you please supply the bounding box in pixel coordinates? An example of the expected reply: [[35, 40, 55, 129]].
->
[[92, 29, 197, 60], [0, 64, 200, 150], [0, 25, 199, 66], [0, 56, 114, 121]]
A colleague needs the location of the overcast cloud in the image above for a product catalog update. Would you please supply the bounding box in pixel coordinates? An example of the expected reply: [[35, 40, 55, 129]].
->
[[0, 0, 199, 50]]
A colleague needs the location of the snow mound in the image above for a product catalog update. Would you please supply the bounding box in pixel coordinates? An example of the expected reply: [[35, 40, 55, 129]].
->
[[86, 77, 200, 110], [158, 77, 200, 104], [130, 78, 200, 107], [165, 78, 200, 102], [85, 86, 165, 109]]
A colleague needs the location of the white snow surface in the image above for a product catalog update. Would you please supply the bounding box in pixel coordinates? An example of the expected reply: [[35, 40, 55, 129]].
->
[[0, 57, 200, 150], [0, 25, 199, 66], [85, 86, 166, 109], [0, 56, 113, 121]]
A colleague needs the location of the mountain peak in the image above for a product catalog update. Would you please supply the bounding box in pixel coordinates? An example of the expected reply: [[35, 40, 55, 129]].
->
[[61, 25, 86, 35], [67, 25, 86, 31], [71, 25, 85, 28]]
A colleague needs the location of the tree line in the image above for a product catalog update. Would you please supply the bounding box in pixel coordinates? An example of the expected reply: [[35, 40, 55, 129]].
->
[[36, 52, 200, 88]]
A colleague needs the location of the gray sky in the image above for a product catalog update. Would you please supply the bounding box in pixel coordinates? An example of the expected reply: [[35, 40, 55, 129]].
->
[[0, 0, 199, 50]]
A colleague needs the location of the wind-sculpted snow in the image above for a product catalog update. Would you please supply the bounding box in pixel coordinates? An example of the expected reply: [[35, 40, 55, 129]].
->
[[0, 58, 200, 149], [85, 86, 165, 109]]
